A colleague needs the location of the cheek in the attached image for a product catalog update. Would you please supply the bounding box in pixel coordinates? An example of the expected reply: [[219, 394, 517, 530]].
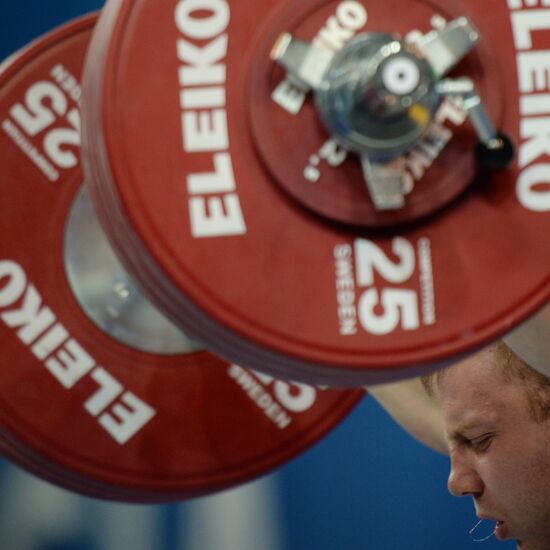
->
[[478, 458, 519, 496], [481, 447, 550, 514], [477, 444, 534, 496]]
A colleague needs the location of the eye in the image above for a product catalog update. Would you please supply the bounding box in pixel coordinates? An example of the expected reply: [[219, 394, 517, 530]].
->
[[471, 434, 493, 452]]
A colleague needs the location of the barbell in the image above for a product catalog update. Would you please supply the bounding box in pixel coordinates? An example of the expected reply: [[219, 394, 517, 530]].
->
[[1, 0, 549, 501]]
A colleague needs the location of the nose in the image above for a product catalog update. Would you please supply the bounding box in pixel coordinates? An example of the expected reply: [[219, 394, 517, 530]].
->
[[447, 450, 484, 497]]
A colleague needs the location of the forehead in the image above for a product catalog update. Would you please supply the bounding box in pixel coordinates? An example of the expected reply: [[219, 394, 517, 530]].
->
[[437, 347, 527, 430], [438, 347, 497, 395]]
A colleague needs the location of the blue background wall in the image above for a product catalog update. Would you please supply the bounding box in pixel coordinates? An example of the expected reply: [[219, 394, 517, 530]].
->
[[0, 2, 515, 549]]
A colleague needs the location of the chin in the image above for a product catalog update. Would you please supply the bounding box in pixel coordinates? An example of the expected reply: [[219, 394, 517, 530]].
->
[[515, 538, 550, 549]]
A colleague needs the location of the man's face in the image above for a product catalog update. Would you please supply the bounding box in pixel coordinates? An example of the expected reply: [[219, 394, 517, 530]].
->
[[437, 346, 550, 549]]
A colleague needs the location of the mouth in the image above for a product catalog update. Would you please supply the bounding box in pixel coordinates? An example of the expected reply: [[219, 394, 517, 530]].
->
[[476, 516, 507, 541], [494, 520, 507, 540]]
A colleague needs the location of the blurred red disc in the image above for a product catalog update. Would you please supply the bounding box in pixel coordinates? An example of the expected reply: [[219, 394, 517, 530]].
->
[[82, 0, 550, 385], [0, 14, 363, 502]]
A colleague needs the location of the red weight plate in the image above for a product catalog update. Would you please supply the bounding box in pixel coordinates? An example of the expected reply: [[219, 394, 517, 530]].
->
[[0, 15, 363, 503], [82, 0, 550, 386]]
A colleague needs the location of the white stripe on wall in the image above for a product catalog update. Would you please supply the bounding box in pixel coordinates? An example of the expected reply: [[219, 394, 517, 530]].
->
[[91, 500, 159, 550], [182, 475, 283, 550], [0, 464, 83, 548]]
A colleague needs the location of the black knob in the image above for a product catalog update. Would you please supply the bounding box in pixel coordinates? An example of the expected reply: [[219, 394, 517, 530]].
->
[[475, 133, 515, 170]]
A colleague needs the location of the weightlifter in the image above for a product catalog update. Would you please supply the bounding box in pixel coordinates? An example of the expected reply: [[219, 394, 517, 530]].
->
[[369, 342, 550, 549]]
